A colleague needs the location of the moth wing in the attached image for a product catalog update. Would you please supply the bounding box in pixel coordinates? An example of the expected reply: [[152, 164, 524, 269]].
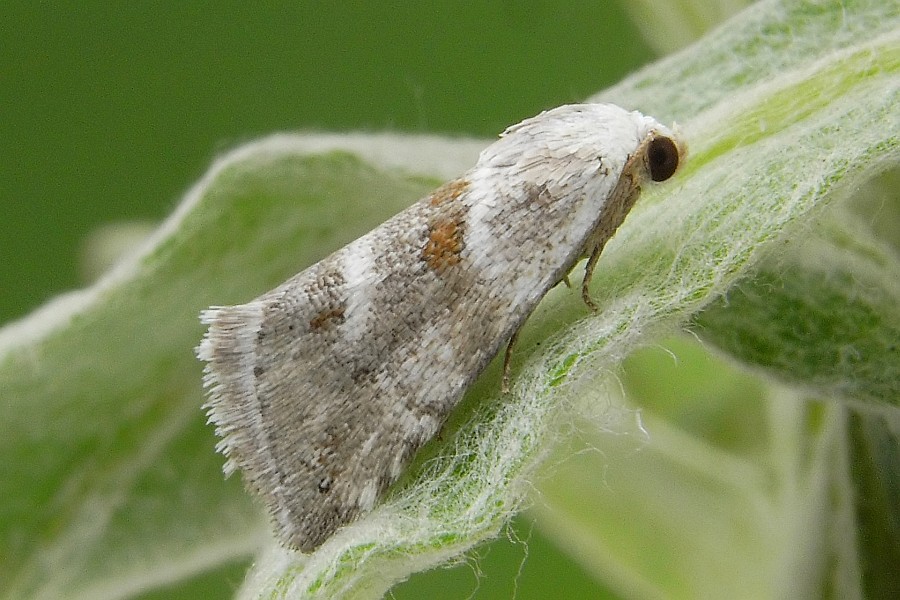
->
[[199, 193, 537, 551]]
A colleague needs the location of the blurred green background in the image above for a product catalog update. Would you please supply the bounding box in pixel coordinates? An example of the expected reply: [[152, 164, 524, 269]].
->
[[1, 1, 654, 327], [3, 3, 657, 597]]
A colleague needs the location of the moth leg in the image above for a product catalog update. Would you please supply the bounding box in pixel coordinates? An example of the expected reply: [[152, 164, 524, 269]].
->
[[581, 243, 603, 312], [504, 234, 604, 392], [504, 264, 574, 392], [502, 326, 522, 394]]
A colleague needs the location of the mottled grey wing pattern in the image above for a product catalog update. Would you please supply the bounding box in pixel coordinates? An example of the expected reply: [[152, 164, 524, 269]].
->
[[198, 103, 683, 551]]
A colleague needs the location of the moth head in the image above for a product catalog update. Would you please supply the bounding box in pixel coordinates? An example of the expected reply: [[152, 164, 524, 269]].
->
[[646, 135, 681, 182]]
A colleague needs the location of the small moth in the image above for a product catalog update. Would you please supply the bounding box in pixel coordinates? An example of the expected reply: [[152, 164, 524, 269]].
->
[[198, 103, 684, 552]]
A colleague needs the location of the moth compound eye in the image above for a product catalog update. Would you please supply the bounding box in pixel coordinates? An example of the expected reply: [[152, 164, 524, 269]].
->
[[647, 136, 680, 182]]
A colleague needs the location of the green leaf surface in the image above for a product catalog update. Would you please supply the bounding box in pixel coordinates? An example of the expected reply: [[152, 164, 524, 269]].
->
[[695, 204, 900, 407], [1, 0, 897, 598], [533, 337, 849, 599], [849, 412, 900, 599]]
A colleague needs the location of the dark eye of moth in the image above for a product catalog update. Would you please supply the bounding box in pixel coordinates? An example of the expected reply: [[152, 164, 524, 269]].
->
[[647, 136, 680, 182]]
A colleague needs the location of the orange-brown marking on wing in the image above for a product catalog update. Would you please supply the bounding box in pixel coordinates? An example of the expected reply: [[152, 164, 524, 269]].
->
[[428, 179, 469, 206], [422, 217, 465, 272]]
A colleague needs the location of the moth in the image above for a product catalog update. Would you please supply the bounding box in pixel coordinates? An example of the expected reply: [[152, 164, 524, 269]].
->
[[198, 103, 684, 552]]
